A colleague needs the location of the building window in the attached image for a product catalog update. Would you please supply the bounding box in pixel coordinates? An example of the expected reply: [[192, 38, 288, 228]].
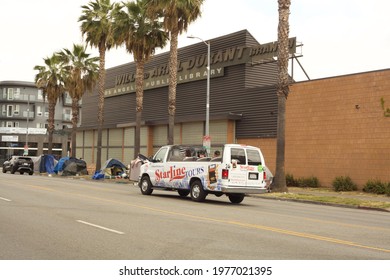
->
[[64, 92, 72, 105], [37, 106, 42, 116], [7, 88, 14, 100], [6, 121, 13, 127], [63, 108, 72, 121], [13, 105, 20, 115], [37, 89, 43, 100], [14, 88, 20, 100], [7, 105, 13, 117]]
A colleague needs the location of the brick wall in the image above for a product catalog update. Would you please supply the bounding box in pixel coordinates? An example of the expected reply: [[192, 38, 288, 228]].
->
[[240, 69, 390, 188]]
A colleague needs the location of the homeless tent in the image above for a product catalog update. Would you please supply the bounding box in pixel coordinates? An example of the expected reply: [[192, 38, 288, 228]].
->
[[32, 154, 57, 174], [92, 158, 127, 179], [61, 158, 88, 176]]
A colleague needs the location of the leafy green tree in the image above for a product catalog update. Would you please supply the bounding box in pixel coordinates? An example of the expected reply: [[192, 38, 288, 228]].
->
[[145, 0, 204, 144], [56, 44, 99, 158], [272, 0, 291, 192], [112, 0, 168, 157], [79, 0, 115, 171], [34, 55, 65, 154]]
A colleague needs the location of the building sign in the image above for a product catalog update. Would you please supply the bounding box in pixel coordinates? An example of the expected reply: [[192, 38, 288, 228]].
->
[[105, 37, 296, 98], [0, 127, 47, 134], [249, 37, 297, 61], [2, 135, 18, 141]]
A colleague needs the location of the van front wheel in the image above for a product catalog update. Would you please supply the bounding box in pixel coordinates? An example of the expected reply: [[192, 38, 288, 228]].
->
[[140, 176, 153, 195], [190, 180, 207, 202]]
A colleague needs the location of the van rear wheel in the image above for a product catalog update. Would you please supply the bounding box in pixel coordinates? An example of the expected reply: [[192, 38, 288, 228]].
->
[[190, 180, 207, 202], [228, 194, 245, 204]]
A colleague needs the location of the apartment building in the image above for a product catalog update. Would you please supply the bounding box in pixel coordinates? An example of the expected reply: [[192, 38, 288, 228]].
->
[[0, 81, 71, 163]]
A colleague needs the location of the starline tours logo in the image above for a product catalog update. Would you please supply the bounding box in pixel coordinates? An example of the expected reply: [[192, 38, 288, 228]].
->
[[155, 166, 205, 182], [155, 166, 186, 182]]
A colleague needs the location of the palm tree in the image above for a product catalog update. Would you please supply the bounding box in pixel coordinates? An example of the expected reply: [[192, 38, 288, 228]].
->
[[145, 0, 204, 144], [112, 0, 168, 157], [56, 44, 100, 158], [34, 54, 65, 154], [272, 0, 291, 192], [79, 0, 115, 172]]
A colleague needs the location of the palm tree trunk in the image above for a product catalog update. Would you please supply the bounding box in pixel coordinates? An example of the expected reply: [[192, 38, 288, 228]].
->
[[167, 30, 179, 145], [96, 44, 106, 171], [47, 99, 56, 154], [272, 0, 291, 192], [71, 96, 79, 158], [134, 60, 145, 157]]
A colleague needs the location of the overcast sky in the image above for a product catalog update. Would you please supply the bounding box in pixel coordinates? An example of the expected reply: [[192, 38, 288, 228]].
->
[[1, 0, 389, 82]]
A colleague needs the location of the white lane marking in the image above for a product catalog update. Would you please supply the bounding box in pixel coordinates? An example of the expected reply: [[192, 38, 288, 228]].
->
[[76, 220, 125, 235], [0, 196, 11, 202]]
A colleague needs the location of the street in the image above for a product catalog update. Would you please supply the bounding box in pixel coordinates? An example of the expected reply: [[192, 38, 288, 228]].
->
[[0, 173, 389, 260]]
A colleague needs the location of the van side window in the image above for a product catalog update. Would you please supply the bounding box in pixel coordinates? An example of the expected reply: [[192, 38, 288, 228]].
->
[[231, 148, 246, 164], [168, 147, 184, 161], [247, 149, 262, 166]]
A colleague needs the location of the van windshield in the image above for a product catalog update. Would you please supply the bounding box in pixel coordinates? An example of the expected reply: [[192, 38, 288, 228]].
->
[[153, 147, 168, 162]]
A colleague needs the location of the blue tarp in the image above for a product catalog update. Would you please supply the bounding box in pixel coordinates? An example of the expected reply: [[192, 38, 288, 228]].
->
[[54, 157, 70, 174], [92, 171, 105, 180], [39, 154, 56, 174]]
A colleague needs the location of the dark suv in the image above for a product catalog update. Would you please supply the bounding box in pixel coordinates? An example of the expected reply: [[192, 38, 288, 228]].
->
[[2, 156, 34, 175]]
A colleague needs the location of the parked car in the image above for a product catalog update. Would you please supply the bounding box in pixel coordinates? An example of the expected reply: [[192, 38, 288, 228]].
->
[[2, 156, 34, 175]]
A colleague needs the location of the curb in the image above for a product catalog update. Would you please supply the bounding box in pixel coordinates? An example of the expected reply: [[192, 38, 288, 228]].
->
[[250, 195, 390, 212]]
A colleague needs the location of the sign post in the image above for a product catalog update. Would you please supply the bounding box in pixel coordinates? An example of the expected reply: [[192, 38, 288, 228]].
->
[[203, 135, 211, 156], [23, 144, 28, 156]]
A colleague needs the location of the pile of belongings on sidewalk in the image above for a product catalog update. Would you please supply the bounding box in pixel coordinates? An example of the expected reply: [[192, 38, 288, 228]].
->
[[54, 157, 88, 176]]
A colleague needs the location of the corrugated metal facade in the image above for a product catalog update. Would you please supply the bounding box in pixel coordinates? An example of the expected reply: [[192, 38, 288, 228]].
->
[[78, 29, 281, 163], [80, 30, 279, 139]]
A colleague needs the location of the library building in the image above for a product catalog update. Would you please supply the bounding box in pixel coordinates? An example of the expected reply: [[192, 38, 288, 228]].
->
[[76, 30, 390, 188]]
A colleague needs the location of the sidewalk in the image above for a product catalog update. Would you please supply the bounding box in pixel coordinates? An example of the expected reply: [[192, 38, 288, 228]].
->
[[255, 187, 390, 211], [288, 187, 390, 202]]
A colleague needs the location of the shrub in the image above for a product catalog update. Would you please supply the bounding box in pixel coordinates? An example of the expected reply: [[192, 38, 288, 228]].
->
[[286, 174, 320, 188], [297, 176, 320, 188], [332, 176, 357, 192], [363, 180, 389, 195], [386, 184, 390, 197], [286, 173, 297, 186]]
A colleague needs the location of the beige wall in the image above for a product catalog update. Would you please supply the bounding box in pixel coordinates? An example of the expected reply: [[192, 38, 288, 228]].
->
[[240, 70, 390, 188]]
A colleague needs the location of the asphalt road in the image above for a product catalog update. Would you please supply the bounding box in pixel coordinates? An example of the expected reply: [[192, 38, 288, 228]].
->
[[0, 173, 389, 260]]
